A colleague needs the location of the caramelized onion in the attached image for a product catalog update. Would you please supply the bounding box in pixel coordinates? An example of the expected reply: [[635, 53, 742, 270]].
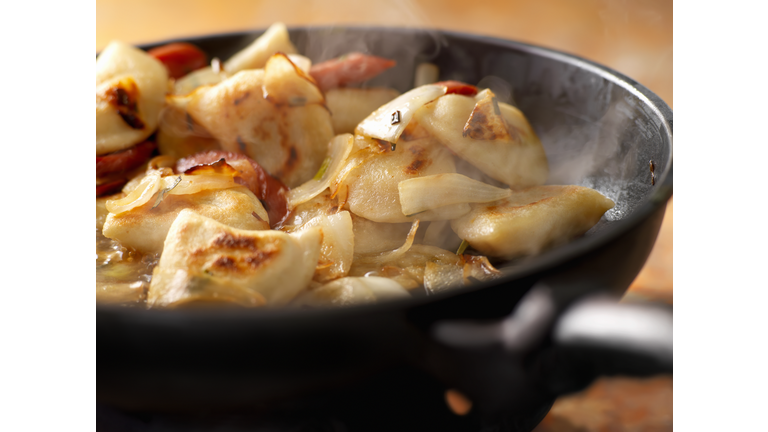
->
[[355, 84, 446, 144], [287, 134, 354, 209], [407, 203, 471, 221], [348, 244, 461, 290], [299, 211, 354, 282], [105, 172, 165, 214], [398, 173, 512, 216], [354, 220, 420, 266], [423, 254, 501, 295], [166, 175, 238, 195], [462, 255, 501, 282], [106, 163, 241, 215], [423, 261, 464, 294]]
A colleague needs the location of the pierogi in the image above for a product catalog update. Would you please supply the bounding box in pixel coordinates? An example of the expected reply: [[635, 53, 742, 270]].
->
[[96, 27, 617, 309]]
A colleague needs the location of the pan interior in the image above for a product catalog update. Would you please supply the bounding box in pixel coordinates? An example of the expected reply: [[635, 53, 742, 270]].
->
[[109, 26, 673, 312]]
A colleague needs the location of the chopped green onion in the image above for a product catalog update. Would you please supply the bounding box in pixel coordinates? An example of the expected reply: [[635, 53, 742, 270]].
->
[[456, 239, 469, 255]]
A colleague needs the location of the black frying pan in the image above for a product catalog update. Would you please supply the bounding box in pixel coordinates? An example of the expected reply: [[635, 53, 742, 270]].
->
[[97, 26, 673, 432]]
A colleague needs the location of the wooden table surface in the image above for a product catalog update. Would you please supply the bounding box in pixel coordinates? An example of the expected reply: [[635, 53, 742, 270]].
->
[[97, 1, 673, 429]]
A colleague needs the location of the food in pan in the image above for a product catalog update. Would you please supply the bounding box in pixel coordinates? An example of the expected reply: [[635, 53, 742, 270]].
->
[[95, 23, 615, 308]]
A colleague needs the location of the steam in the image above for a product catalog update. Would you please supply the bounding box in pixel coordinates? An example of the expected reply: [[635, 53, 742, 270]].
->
[[247, 0, 448, 87], [475, 75, 514, 106], [221, 4, 641, 225]]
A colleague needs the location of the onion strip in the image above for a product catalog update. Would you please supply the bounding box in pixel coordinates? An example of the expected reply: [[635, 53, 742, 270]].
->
[[423, 261, 464, 294], [404, 203, 471, 221], [354, 220, 420, 266], [354, 84, 446, 144], [287, 134, 354, 208], [330, 151, 375, 199], [106, 163, 242, 215], [398, 173, 512, 216], [105, 172, 163, 214], [462, 255, 501, 284]]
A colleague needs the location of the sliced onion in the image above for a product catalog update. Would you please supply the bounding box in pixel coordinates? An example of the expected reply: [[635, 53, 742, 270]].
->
[[287, 134, 354, 208], [354, 220, 419, 266], [121, 171, 149, 195], [329, 143, 377, 199], [105, 172, 164, 214], [398, 173, 512, 216], [408, 244, 463, 262], [164, 173, 239, 197], [423, 261, 464, 294], [299, 211, 355, 283], [348, 244, 461, 290], [423, 255, 501, 294], [161, 159, 241, 197], [354, 84, 446, 143], [287, 54, 312, 74], [106, 164, 241, 215], [462, 255, 501, 283], [407, 203, 471, 222]]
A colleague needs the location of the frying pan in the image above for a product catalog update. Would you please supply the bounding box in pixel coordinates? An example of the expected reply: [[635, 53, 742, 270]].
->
[[97, 26, 673, 431]]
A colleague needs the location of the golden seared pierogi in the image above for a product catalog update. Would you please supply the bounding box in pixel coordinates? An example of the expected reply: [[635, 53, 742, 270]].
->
[[415, 89, 549, 187], [96, 41, 169, 155], [168, 54, 334, 188], [149, 210, 321, 308], [451, 185, 615, 258], [96, 28, 621, 309]]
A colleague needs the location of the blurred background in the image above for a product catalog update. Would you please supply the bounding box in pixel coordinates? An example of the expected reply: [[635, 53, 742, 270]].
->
[[97, 0, 672, 430]]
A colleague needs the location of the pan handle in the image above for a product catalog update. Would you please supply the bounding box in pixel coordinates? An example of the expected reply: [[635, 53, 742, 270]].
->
[[539, 291, 672, 395], [432, 284, 672, 400]]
